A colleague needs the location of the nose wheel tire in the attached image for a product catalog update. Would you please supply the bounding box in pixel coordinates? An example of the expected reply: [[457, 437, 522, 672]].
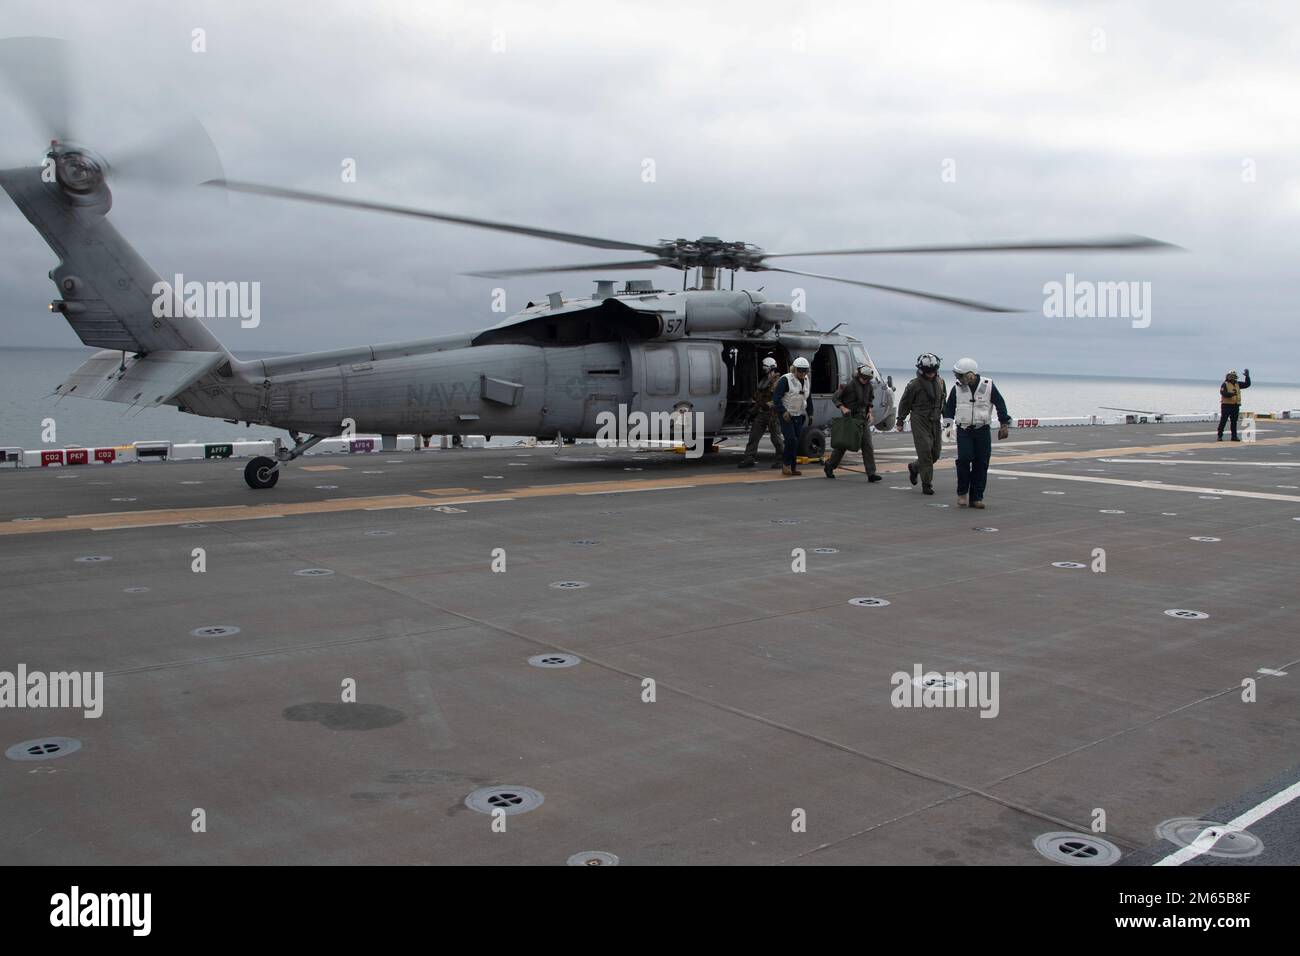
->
[[244, 456, 280, 489]]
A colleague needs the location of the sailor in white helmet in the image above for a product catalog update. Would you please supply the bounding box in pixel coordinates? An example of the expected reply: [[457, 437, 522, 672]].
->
[[823, 363, 882, 482], [896, 352, 946, 495], [771, 356, 814, 476], [941, 357, 1011, 509]]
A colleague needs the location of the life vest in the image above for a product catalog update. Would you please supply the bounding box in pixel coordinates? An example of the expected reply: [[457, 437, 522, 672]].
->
[[1221, 381, 1241, 405], [954, 377, 995, 427], [780, 372, 810, 417]]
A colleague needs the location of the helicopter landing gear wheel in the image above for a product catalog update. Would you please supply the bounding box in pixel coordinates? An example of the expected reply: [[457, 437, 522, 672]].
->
[[244, 456, 280, 489], [799, 426, 825, 460]]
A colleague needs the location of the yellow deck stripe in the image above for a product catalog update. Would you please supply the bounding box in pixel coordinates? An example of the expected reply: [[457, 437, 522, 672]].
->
[[4, 435, 1298, 537]]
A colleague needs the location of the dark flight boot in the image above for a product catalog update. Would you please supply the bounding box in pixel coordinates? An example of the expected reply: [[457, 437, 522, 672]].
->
[[867, 474, 882, 482], [922, 484, 934, 495], [737, 459, 755, 469], [908, 462, 918, 485]]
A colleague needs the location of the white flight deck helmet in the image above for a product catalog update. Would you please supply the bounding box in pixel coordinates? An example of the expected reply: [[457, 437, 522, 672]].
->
[[953, 357, 979, 377], [762, 356, 778, 370], [792, 357, 811, 371]]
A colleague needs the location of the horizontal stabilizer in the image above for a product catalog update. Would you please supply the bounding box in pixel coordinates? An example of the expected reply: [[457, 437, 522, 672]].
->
[[53, 349, 227, 409]]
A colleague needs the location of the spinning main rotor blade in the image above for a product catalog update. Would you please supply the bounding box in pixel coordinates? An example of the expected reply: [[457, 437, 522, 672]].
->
[[205, 179, 659, 253], [763, 235, 1180, 259], [0, 36, 74, 145], [761, 265, 1018, 312], [465, 259, 670, 278]]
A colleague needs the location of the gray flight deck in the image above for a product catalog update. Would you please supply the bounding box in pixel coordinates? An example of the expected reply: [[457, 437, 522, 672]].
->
[[1, 422, 1297, 865]]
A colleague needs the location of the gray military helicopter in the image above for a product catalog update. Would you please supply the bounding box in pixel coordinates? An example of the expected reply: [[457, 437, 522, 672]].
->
[[0, 37, 1174, 489]]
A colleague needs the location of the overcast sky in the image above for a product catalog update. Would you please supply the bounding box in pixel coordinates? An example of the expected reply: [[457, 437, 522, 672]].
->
[[1, 0, 1296, 380]]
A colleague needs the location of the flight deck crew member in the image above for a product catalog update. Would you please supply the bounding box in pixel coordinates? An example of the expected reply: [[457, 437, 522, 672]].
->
[[738, 356, 785, 468], [823, 364, 882, 482], [1217, 368, 1251, 441], [896, 352, 945, 496], [772, 356, 813, 476], [942, 357, 1010, 509]]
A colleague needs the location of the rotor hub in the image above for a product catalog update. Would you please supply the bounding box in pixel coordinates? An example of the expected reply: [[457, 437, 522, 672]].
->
[[48, 142, 108, 194], [656, 237, 766, 271]]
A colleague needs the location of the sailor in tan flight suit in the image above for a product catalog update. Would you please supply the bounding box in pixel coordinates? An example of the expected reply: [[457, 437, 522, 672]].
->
[[896, 352, 945, 496], [823, 364, 882, 482], [737, 356, 785, 468]]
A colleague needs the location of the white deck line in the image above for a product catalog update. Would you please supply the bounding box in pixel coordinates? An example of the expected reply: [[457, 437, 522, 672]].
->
[[986, 469, 1300, 503], [1154, 779, 1300, 866]]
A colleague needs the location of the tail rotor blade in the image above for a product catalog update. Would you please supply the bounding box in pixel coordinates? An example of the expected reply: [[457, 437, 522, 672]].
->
[[0, 36, 75, 146], [108, 115, 227, 189]]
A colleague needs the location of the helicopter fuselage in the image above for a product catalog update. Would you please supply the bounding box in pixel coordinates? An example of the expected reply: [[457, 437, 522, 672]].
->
[[193, 290, 895, 442]]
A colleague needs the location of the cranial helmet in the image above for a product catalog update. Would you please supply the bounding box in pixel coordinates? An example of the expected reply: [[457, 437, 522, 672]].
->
[[856, 364, 872, 379], [792, 357, 811, 370], [1226, 370, 1238, 381], [762, 356, 778, 369], [952, 357, 979, 376], [916, 353, 941, 372]]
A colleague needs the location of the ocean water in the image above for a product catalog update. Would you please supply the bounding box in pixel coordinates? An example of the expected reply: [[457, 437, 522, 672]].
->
[[2, 347, 1298, 449], [876, 369, 1300, 422], [0, 347, 285, 450]]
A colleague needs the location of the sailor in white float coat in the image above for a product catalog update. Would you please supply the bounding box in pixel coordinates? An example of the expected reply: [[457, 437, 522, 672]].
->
[[941, 357, 1011, 509], [771, 356, 815, 476]]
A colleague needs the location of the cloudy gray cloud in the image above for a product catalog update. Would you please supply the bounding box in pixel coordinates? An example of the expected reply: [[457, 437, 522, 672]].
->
[[1, 0, 1296, 380]]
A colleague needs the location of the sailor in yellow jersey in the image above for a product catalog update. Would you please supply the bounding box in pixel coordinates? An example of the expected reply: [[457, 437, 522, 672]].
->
[[1217, 368, 1251, 441]]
